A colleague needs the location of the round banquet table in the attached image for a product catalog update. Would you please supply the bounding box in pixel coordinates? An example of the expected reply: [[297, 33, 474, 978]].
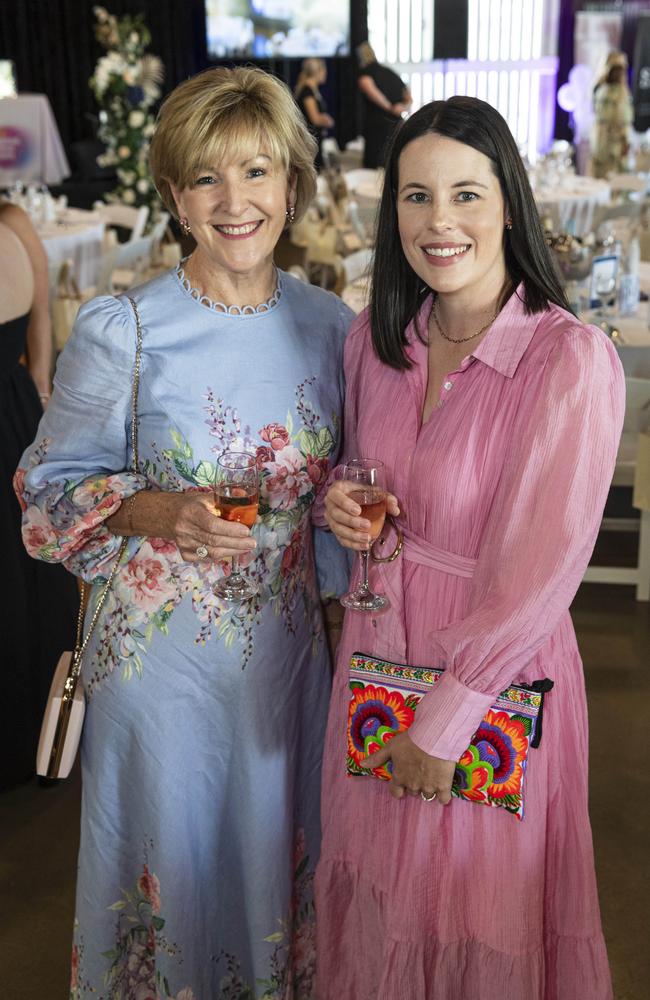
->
[[535, 176, 611, 237], [38, 208, 105, 291]]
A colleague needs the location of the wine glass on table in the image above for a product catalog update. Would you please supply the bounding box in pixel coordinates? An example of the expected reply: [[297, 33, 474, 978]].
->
[[212, 450, 259, 603], [340, 459, 389, 613], [594, 271, 617, 323]]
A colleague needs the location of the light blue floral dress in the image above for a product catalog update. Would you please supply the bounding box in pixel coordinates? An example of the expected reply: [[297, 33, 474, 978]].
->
[[16, 265, 353, 999]]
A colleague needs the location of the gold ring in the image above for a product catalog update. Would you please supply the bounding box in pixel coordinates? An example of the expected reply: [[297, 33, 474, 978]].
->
[[371, 515, 403, 563], [420, 790, 437, 802]]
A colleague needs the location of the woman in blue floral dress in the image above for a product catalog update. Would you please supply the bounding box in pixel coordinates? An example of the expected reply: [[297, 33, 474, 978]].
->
[[15, 67, 352, 999]]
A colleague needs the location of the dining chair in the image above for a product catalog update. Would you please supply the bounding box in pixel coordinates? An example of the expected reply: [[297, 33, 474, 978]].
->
[[288, 264, 309, 283], [92, 201, 150, 242], [94, 234, 154, 295], [342, 247, 373, 286], [583, 376, 650, 600]]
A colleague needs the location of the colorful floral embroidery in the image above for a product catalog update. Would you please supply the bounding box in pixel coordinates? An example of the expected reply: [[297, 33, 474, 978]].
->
[[347, 683, 417, 779], [471, 710, 528, 798], [17, 378, 339, 688], [347, 654, 546, 820]]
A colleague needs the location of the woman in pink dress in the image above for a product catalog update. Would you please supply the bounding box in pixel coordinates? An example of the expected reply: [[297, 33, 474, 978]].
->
[[314, 97, 624, 999]]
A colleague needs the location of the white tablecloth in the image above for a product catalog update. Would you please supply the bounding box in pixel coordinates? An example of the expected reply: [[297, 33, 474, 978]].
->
[[536, 176, 611, 237], [0, 93, 70, 186], [353, 173, 384, 202], [39, 209, 105, 291], [582, 305, 650, 378]]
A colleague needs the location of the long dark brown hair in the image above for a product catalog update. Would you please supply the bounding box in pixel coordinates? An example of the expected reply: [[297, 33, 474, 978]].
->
[[370, 96, 570, 370]]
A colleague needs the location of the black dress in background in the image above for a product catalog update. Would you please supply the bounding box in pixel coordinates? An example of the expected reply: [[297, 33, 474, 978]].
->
[[360, 60, 406, 168], [0, 313, 78, 789], [296, 83, 327, 169]]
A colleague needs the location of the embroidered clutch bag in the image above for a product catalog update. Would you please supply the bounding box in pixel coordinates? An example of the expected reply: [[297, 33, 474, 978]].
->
[[346, 652, 553, 821]]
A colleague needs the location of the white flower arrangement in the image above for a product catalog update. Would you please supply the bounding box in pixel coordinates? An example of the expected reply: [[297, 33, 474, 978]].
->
[[89, 6, 163, 221]]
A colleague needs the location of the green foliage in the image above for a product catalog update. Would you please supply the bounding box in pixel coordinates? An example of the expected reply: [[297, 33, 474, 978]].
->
[[89, 7, 164, 219]]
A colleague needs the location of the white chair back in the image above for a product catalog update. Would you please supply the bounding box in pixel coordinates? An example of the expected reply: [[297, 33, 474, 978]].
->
[[288, 265, 309, 283], [95, 235, 154, 295], [623, 377, 650, 434], [147, 211, 170, 261], [343, 247, 373, 285], [347, 201, 369, 245], [584, 376, 650, 599], [321, 137, 341, 169], [93, 202, 150, 241]]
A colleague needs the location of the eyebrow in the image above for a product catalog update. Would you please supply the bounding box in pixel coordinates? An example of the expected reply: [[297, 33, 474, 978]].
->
[[198, 154, 272, 171], [399, 178, 489, 193]]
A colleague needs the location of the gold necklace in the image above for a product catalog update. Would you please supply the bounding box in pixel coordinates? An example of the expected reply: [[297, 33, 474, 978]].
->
[[431, 297, 496, 344]]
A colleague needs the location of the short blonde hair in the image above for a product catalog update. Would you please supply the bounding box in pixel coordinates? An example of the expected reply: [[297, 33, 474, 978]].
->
[[149, 66, 317, 221]]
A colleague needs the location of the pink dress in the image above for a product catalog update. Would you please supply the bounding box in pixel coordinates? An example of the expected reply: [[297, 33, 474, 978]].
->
[[314, 289, 624, 1000]]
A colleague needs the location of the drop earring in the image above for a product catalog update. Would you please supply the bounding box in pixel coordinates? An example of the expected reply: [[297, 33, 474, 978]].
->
[[179, 217, 191, 236], [505, 219, 513, 230], [286, 204, 296, 224]]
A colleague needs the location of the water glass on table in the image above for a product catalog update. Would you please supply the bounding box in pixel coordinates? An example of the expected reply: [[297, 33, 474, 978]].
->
[[340, 458, 389, 613], [212, 450, 259, 603]]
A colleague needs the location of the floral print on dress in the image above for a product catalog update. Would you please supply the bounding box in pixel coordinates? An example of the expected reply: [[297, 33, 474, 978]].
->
[[71, 832, 315, 1000], [76, 844, 196, 1000], [213, 827, 316, 1000], [15, 378, 338, 688]]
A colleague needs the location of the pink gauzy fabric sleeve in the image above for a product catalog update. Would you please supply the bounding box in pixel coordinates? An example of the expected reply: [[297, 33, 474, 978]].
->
[[408, 322, 625, 762]]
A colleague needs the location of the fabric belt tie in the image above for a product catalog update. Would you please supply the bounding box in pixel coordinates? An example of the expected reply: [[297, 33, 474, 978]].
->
[[402, 526, 477, 579]]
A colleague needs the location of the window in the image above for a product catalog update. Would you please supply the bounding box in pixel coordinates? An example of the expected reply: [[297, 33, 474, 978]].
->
[[368, 0, 560, 160]]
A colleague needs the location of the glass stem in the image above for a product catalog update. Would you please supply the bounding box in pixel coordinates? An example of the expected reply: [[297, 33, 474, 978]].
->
[[359, 547, 371, 594], [229, 554, 242, 582]]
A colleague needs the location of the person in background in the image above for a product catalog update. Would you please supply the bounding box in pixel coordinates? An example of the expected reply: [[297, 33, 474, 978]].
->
[[314, 96, 623, 999], [15, 66, 352, 998], [592, 51, 633, 178], [295, 57, 335, 170], [357, 41, 412, 168], [0, 202, 78, 790]]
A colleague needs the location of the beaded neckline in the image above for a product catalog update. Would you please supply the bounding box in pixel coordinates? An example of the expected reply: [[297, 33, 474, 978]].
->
[[175, 259, 282, 316]]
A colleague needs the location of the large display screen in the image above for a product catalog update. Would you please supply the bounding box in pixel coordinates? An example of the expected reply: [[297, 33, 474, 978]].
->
[[205, 0, 350, 59]]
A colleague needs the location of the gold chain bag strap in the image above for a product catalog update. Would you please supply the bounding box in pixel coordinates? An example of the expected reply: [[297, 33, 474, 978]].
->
[[36, 296, 144, 779]]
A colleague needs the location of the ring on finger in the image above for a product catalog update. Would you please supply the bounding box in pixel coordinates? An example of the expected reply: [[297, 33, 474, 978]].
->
[[420, 790, 437, 802], [195, 544, 209, 559]]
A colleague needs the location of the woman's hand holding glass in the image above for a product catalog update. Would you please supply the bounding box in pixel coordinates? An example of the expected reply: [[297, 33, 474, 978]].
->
[[325, 462, 400, 612], [324, 479, 400, 550], [158, 491, 257, 564]]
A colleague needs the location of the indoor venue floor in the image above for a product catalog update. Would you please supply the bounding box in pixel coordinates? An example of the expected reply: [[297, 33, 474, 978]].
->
[[1, 578, 648, 1000]]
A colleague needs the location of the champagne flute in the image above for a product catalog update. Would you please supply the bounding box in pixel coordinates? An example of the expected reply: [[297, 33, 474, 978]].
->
[[212, 450, 259, 603], [340, 459, 389, 613]]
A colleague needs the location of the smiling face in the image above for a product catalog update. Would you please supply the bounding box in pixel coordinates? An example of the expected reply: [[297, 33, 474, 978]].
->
[[170, 148, 295, 282], [397, 132, 509, 304]]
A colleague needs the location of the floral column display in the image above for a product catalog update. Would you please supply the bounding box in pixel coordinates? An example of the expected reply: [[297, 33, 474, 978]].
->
[[90, 6, 164, 220]]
